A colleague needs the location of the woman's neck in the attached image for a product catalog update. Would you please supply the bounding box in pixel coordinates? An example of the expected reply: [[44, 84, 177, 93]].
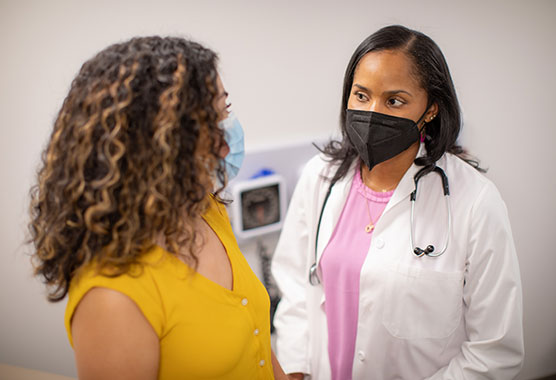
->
[[361, 142, 419, 192]]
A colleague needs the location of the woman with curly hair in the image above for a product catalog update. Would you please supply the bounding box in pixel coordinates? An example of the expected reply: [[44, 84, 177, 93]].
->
[[29, 36, 287, 380]]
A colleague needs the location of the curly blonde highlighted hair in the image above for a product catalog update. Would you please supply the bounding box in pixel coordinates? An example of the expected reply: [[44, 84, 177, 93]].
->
[[29, 36, 227, 301]]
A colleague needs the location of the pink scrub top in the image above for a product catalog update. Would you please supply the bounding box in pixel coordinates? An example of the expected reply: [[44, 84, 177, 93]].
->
[[320, 165, 393, 380]]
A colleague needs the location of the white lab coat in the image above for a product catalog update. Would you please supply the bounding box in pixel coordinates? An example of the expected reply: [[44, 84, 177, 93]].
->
[[272, 149, 524, 380]]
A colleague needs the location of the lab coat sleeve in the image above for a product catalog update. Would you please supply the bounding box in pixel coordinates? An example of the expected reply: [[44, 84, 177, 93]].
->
[[271, 162, 314, 375], [426, 181, 524, 380]]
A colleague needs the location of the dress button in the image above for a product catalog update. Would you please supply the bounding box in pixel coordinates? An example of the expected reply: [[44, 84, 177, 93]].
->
[[254, 328, 260, 336], [375, 238, 385, 249], [259, 359, 265, 367], [241, 298, 248, 306], [357, 350, 365, 361]]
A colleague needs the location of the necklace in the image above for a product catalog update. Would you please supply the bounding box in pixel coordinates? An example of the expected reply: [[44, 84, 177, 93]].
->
[[360, 167, 397, 193], [364, 198, 376, 233]]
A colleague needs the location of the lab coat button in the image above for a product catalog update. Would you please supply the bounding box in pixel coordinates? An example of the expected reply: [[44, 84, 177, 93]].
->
[[375, 238, 385, 249], [254, 328, 260, 336], [241, 298, 248, 306], [357, 350, 365, 361], [259, 359, 265, 367]]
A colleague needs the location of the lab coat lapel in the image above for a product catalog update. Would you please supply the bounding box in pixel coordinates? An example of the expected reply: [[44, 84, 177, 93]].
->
[[315, 161, 357, 269], [383, 144, 426, 214]]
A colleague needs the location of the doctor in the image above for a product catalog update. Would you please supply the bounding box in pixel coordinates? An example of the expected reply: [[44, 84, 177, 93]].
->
[[272, 25, 524, 380]]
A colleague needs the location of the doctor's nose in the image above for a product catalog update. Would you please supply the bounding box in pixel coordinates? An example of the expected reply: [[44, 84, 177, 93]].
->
[[368, 101, 387, 114]]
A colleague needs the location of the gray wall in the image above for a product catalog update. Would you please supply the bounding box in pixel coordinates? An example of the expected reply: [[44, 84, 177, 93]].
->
[[1, 1, 555, 378]]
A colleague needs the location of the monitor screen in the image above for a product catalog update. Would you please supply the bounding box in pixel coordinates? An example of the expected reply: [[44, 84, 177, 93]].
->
[[240, 184, 281, 231]]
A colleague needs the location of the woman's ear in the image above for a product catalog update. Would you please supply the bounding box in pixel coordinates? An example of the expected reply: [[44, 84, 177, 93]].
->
[[419, 103, 438, 134], [425, 103, 439, 123]]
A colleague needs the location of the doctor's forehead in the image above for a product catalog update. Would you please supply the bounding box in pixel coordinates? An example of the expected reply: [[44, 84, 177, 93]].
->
[[353, 50, 422, 92]]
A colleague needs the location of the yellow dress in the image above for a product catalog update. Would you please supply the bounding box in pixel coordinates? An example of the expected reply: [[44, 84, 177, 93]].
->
[[65, 196, 274, 379]]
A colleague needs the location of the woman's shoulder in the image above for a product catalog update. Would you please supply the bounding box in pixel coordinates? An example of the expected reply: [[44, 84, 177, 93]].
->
[[299, 153, 345, 183], [303, 152, 332, 172], [443, 153, 491, 188], [71, 246, 171, 280], [65, 247, 174, 344], [443, 153, 507, 210]]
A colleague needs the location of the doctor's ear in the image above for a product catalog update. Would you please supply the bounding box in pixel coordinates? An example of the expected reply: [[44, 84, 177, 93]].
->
[[425, 103, 439, 123]]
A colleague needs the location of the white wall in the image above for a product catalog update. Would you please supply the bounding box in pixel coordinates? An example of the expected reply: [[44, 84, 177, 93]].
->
[[1, 0, 555, 378]]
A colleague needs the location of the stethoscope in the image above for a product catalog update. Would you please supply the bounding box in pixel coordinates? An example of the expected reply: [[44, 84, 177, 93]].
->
[[308, 164, 451, 286]]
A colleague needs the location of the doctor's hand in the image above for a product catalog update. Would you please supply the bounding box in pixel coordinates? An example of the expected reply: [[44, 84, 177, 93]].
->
[[271, 349, 289, 380], [288, 373, 304, 380]]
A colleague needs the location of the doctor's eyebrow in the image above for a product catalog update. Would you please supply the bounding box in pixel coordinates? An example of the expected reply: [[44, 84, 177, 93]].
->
[[353, 83, 370, 92], [353, 83, 413, 97], [384, 89, 413, 97]]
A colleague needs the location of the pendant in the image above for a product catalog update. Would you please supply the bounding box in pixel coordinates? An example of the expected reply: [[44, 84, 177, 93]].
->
[[365, 223, 374, 233]]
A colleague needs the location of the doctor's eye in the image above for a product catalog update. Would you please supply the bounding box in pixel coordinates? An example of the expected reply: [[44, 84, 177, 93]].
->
[[387, 97, 405, 107], [354, 91, 369, 102]]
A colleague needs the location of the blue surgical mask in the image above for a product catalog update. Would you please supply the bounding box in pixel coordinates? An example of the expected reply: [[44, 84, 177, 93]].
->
[[219, 112, 245, 180]]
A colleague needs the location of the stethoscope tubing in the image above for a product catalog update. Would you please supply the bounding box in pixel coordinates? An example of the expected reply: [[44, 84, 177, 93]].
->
[[410, 165, 451, 258], [410, 192, 451, 257], [309, 182, 334, 286]]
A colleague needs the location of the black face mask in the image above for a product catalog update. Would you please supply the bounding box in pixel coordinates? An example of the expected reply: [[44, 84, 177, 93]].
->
[[346, 109, 425, 170]]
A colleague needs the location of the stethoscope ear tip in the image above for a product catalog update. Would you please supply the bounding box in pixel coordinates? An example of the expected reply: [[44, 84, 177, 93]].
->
[[414, 245, 436, 257], [413, 247, 425, 257]]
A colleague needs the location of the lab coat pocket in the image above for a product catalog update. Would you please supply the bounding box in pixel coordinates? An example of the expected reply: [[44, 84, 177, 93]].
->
[[382, 264, 463, 339]]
